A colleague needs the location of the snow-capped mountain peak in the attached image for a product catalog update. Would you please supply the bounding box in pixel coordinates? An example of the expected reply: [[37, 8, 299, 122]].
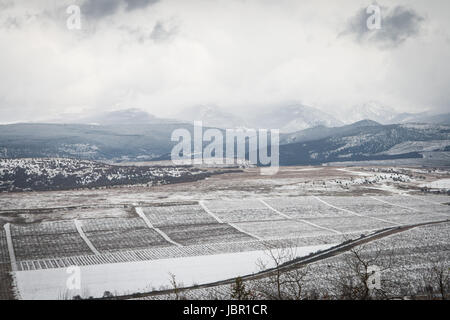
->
[[342, 102, 399, 125]]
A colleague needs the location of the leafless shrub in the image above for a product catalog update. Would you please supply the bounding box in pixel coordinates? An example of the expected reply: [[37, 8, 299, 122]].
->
[[169, 272, 186, 300], [230, 277, 253, 300], [420, 256, 449, 300], [252, 244, 312, 300], [322, 243, 400, 300]]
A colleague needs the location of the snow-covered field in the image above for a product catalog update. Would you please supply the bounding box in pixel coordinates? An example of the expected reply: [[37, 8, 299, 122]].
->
[[421, 179, 450, 190], [140, 221, 450, 300], [5, 194, 448, 300], [1, 166, 449, 300], [14, 244, 334, 300]]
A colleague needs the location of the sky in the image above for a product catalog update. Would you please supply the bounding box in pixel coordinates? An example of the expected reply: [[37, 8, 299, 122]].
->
[[0, 0, 449, 123]]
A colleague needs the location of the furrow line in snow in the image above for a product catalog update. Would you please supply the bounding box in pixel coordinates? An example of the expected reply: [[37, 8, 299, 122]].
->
[[198, 201, 224, 224], [227, 223, 263, 241], [74, 220, 100, 255], [3, 223, 18, 272], [258, 199, 292, 219], [134, 207, 183, 247], [259, 198, 342, 234], [400, 195, 450, 216], [370, 196, 420, 213], [313, 196, 400, 226]]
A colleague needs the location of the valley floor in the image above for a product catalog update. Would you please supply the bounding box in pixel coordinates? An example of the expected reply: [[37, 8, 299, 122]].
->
[[0, 166, 448, 299]]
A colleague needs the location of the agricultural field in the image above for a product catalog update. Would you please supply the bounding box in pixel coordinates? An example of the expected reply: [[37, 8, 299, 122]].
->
[[316, 196, 414, 216], [142, 205, 218, 227], [138, 221, 450, 300], [158, 223, 253, 246], [415, 194, 450, 204], [201, 199, 283, 222], [305, 196, 447, 225], [299, 221, 450, 298], [300, 216, 393, 233], [375, 195, 450, 216], [0, 229, 12, 300], [263, 197, 347, 218], [0, 166, 448, 300], [80, 217, 148, 233], [10, 220, 92, 261], [232, 219, 336, 240], [12, 233, 90, 261], [84, 228, 171, 253], [0, 229, 9, 264], [79, 216, 174, 252]]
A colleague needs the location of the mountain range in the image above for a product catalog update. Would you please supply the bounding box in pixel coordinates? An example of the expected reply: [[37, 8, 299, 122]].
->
[[45, 108, 180, 126], [1, 106, 449, 166], [39, 104, 450, 132], [172, 104, 343, 132], [279, 121, 450, 166]]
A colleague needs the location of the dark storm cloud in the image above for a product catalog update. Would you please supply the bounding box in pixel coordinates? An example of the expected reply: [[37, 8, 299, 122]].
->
[[82, 0, 159, 18], [126, 0, 159, 11], [81, 0, 121, 18], [342, 5, 424, 48]]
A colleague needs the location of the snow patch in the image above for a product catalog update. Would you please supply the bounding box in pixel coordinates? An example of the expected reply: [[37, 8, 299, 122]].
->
[[14, 244, 335, 300]]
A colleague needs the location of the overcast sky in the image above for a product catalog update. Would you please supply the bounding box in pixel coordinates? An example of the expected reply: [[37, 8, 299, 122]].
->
[[0, 0, 449, 123]]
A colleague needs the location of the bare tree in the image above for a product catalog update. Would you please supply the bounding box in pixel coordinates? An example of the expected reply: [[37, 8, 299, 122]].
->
[[325, 243, 396, 300], [230, 277, 253, 300], [421, 257, 449, 300], [169, 272, 185, 300], [254, 243, 311, 300]]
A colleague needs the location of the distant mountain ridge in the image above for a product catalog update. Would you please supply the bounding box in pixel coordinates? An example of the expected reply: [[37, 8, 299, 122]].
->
[[175, 103, 342, 133], [1, 107, 450, 166], [334, 102, 450, 126], [279, 122, 450, 165], [43, 106, 450, 133], [1, 119, 449, 166], [0, 122, 186, 161], [342, 102, 398, 124], [45, 108, 180, 125], [280, 120, 382, 145], [389, 112, 450, 126], [250, 104, 343, 132], [174, 105, 248, 129]]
